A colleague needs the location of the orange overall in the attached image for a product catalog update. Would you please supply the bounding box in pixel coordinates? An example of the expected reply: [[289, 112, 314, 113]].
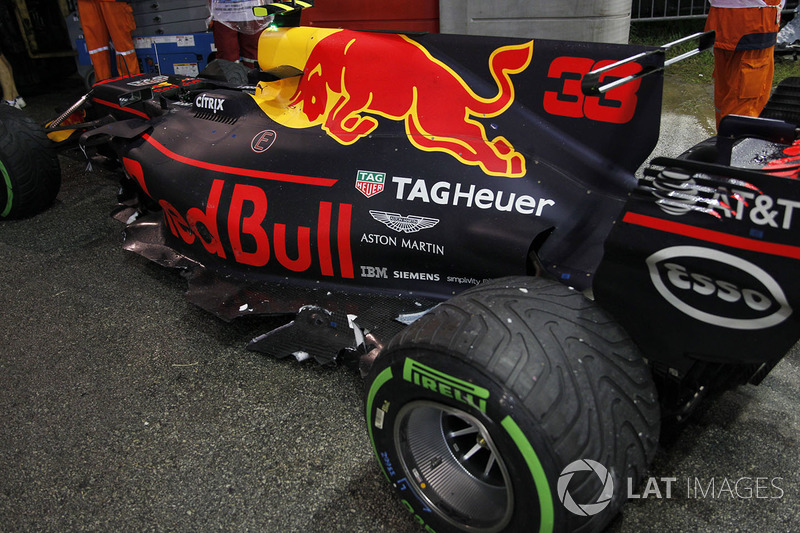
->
[[78, 0, 141, 81], [705, 0, 785, 128]]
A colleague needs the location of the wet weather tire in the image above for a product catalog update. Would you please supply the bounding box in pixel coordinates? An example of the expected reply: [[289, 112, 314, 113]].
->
[[199, 59, 250, 85], [0, 105, 61, 219], [364, 277, 660, 533]]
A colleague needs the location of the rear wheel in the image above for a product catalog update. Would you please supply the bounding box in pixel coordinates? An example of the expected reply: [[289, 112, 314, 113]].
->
[[0, 105, 61, 219], [365, 276, 660, 532]]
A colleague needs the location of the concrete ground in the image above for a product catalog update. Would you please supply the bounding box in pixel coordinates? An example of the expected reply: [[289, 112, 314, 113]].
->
[[1, 73, 798, 532]]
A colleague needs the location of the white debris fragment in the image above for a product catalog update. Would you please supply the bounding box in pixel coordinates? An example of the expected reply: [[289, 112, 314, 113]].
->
[[239, 303, 249, 312], [347, 314, 365, 346], [396, 305, 438, 325], [293, 351, 310, 362]]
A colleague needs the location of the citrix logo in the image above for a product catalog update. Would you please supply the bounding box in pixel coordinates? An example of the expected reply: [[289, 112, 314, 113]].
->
[[195, 94, 225, 113], [557, 459, 614, 516]]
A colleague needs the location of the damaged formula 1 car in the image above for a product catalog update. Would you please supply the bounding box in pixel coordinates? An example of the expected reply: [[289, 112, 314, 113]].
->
[[2, 2, 800, 531]]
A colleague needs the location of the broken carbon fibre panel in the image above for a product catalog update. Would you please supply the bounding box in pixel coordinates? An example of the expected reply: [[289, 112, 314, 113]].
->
[[248, 305, 355, 366], [123, 211, 439, 366], [245, 299, 435, 367], [211, 275, 439, 366], [243, 290, 440, 366]]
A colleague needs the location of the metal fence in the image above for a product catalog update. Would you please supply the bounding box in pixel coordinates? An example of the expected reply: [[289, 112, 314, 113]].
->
[[632, 0, 799, 21]]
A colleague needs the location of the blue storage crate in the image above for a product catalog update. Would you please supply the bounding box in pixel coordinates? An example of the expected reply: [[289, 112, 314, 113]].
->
[[133, 32, 216, 77], [75, 32, 216, 78]]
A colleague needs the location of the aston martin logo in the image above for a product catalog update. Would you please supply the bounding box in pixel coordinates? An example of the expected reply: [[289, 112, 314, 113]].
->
[[369, 210, 440, 233]]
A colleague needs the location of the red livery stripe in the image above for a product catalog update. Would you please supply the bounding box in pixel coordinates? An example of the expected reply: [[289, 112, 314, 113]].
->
[[623, 212, 800, 260], [142, 134, 337, 187], [92, 97, 150, 119]]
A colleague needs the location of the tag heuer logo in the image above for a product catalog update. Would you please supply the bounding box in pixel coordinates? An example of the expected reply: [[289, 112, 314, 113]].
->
[[355, 170, 386, 198]]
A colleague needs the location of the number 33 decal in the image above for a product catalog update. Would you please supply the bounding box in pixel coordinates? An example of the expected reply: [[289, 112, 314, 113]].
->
[[544, 57, 643, 124]]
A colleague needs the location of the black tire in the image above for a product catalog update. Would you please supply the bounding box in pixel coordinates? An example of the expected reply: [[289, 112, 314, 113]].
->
[[0, 105, 61, 219], [364, 277, 660, 533], [84, 68, 96, 91], [199, 59, 250, 85]]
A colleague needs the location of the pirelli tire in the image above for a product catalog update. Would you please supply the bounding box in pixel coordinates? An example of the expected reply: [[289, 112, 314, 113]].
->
[[0, 105, 61, 219], [364, 276, 660, 533]]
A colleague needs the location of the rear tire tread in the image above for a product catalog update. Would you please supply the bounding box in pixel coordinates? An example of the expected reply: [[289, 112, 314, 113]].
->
[[0, 105, 61, 219], [386, 276, 660, 529]]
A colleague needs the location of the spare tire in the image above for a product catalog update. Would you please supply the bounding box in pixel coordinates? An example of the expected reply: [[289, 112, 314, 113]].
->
[[199, 59, 250, 85], [0, 105, 61, 219]]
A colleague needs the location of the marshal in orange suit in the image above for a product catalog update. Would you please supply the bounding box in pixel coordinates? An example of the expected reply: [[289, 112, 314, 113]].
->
[[78, 0, 142, 81], [705, 0, 786, 128]]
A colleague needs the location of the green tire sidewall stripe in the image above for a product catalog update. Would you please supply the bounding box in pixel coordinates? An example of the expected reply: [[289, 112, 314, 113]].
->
[[366, 366, 394, 482], [501, 415, 555, 533], [0, 158, 13, 217], [366, 362, 556, 533]]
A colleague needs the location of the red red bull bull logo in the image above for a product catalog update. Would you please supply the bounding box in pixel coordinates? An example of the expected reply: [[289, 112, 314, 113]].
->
[[254, 28, 533, 178]]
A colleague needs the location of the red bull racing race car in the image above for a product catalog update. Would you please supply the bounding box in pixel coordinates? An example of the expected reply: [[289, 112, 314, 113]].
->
[[2, 2, 800, 532]]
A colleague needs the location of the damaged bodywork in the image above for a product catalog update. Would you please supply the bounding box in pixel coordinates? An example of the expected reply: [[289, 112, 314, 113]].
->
[[77, 27, 670, 369]]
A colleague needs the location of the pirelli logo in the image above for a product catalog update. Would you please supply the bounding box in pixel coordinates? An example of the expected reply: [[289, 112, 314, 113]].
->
[[403, 358, 490, 413]]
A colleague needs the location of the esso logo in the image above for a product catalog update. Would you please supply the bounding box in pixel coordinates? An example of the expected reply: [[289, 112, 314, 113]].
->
[[646, 246, 792, 330], [251, 130, 277, 153]]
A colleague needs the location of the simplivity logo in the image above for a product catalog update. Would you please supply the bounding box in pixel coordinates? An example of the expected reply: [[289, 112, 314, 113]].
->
[[557, 459, 614, 516]]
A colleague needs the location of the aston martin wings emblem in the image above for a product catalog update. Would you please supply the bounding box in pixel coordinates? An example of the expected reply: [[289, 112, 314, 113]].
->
[[369, 210, 440, 233]]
